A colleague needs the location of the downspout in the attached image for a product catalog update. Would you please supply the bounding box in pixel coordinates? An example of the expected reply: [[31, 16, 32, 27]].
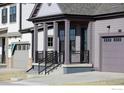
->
[[19, 3, 22, 31]]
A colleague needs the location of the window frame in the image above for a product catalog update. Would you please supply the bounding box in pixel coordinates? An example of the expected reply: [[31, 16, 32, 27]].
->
[[48, 36, 53, 48], [2, 8, 7, 24], [10, 5, 16, 23], [70, 27, 76, 52]]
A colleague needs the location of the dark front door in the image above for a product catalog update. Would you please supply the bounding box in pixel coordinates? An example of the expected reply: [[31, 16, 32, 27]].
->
[[80, 28, 87, 63]]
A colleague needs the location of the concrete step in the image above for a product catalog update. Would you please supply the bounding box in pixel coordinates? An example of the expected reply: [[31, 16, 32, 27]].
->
[[27, 64, 63, 75]]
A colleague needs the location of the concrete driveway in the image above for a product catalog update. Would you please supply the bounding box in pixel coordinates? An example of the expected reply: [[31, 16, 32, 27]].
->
[[3, 71, 124, 85]]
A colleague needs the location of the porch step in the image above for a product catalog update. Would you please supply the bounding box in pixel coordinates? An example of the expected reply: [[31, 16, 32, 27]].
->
[[62, 64, 95, 74], [27, 63, 62, 75]]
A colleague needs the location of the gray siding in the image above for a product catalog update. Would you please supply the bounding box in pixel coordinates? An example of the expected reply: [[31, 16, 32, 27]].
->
[[93, 18, 124, 70]]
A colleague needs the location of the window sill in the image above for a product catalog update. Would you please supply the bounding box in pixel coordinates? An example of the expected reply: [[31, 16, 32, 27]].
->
[[9, 21, 16, 24]]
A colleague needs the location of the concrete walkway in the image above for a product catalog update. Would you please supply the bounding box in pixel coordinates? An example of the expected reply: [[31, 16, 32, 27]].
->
[[4, 71, 124, 85]]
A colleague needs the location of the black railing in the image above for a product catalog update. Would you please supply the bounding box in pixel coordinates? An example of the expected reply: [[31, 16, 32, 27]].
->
[[71, 50, 89, 64], [26, 50, 89, 74], [38, 51, 61, 74]]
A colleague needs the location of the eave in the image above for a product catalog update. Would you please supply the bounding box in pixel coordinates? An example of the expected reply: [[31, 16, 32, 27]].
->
[[28, 14, 94, 23], [0, 3, 13, 7]]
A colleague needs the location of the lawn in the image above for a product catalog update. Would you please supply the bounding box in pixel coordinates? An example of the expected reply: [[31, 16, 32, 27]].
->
[[65, 79, 124, 85], [0, 70, 27, 81]]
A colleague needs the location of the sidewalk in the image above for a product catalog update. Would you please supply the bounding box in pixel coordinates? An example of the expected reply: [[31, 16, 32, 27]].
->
[[9, 71, 124, 85]]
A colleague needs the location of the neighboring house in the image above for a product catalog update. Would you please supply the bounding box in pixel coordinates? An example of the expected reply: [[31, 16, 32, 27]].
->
[[28, 3, 124, 74], [0, 3, 35, 70]]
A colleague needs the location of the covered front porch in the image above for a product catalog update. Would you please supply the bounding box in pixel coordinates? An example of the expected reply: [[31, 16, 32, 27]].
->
[[32, 15, 94, 74]]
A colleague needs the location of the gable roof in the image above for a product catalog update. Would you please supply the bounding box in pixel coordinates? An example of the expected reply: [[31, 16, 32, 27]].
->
[[94, 3, 124, 15], [58, 3, 101, 15], [28, 3, 124, 20]]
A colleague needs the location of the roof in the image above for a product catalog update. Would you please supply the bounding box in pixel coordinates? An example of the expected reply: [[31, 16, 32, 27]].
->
[[0, 3, 13, 7], [58, 3, 101, 15], [29, 3, 124, 20], [94, 3, 124, 15]]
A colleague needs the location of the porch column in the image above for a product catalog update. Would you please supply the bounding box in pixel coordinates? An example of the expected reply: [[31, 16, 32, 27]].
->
[[43, 22, 48, 58], [64, 20, 70, 64], [53, 21, 58, 63], [53, 21, 58, 51], [33, 24, 38, 63], [87, 21, 94, 64]]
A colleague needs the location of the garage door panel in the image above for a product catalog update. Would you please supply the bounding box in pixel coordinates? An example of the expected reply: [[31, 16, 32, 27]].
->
[[101, 36, 124, 73], [12, 44, 29, 70]]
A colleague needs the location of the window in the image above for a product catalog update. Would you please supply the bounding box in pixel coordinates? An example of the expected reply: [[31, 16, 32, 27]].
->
[[113, 37, 122, 42], [2, 8, 7, 24], [104, 38, 111, 42], [70, 29, 75, 40], [17, 45, 21, 50], [48, 37, 53, 47], [10, 6, 16, 22], [59, 30, 64, 41], [70, 28, 76, 52]]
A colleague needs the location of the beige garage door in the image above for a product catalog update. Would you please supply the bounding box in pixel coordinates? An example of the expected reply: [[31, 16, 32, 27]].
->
[[101, 36, 124, 73], [13, 43, 30, 70]]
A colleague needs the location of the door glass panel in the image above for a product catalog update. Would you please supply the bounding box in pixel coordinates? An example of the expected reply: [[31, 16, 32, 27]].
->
[[60, 30, 64, 41], [84, 29, 87, 50], [70, 28, 76, 52]]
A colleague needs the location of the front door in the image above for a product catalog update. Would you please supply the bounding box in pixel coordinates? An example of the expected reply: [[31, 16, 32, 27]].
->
[[80, 28, 88, 63]]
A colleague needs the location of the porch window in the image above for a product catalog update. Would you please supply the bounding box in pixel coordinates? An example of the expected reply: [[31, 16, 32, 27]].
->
[[2, 8, 7, 24], [59, 30, 64, 41], [10, 6, 16, 22], [48, 37, 53, 47], [70, 28, 76, 52]]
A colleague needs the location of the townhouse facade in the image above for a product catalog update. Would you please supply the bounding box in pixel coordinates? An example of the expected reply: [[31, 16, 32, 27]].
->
[[0, 3, 35, 69], [0, 3, 56, 70], [28, 3, 124, 74], [1, 3, 124, 74]]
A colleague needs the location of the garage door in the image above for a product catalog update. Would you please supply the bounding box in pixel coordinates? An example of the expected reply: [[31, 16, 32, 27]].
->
[[101, 36, 124, 73], [13, 43, 29, 70]]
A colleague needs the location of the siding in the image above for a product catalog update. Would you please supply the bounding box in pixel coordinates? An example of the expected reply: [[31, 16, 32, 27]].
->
[[93, 18, 124, 70], [21, 4, 34, 29]]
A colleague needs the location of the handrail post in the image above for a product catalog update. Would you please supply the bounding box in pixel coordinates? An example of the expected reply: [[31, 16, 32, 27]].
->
[[45, 51, 47, 75], [37, 51, 40, 74]]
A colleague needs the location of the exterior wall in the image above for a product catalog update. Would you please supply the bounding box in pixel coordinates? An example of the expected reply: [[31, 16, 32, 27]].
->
[[38, 28, 54, 51], [21, 3, 34, 29], [0, 3, 34, 69], [37, 3, 62, 17], [93, 18, 124, 70], [38, 31, 43, 51], [21, 33, 32, 58]]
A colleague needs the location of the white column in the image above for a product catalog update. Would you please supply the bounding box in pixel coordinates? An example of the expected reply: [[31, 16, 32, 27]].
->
[[33, 24, 38, 63], [43, 22, 48, 58], [53, 21, 58, 51], [64, 20, 70, 64]]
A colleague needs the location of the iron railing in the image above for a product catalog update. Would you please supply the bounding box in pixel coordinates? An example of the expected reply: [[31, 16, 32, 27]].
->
[[38, 51, 62, 74], [26, 50, 89, 74], [71, 50, 89, 64]]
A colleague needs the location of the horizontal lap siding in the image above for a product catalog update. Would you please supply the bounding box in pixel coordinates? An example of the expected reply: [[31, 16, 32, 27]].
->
[[93, 18, 124, 70], [101, 37, 124, 72]]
